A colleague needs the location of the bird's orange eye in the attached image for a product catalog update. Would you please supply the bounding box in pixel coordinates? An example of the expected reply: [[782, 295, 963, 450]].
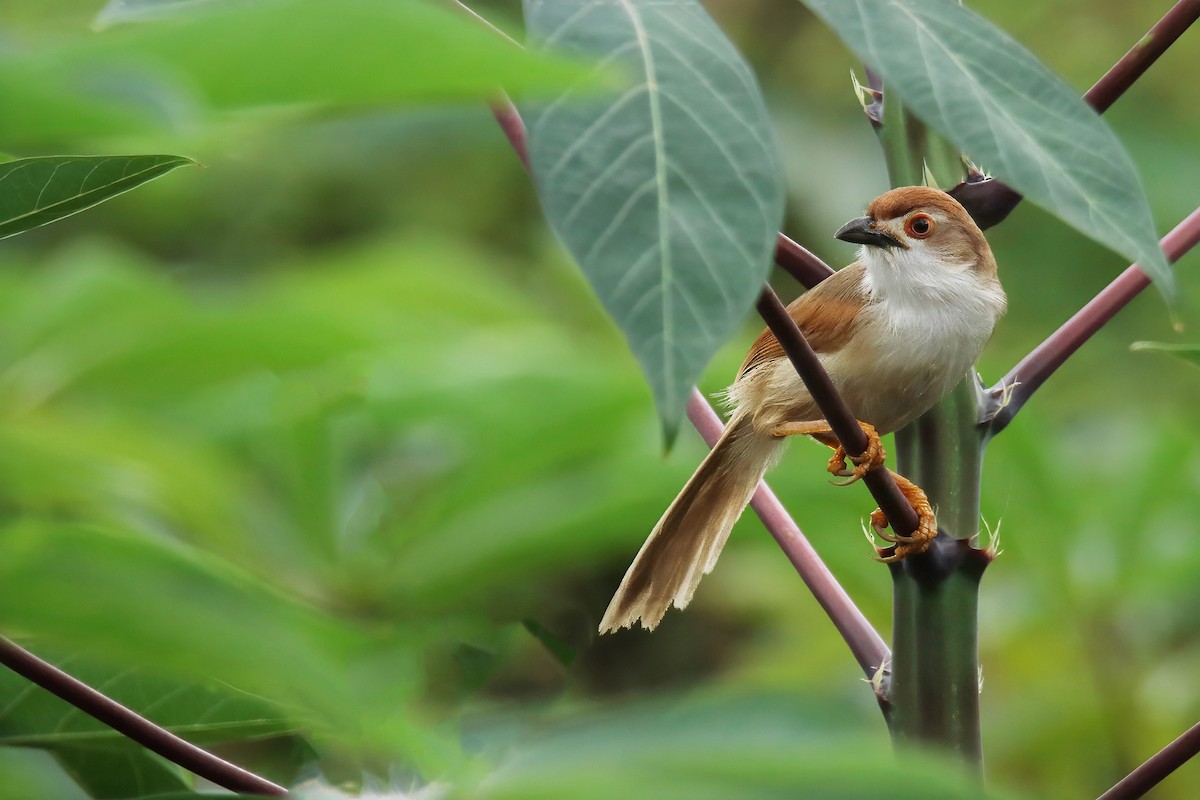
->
[[905, 213, 935, 239]]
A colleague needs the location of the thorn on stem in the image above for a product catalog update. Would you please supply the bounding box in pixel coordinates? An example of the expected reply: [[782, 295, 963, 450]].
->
[[850, 70, 883, 126]]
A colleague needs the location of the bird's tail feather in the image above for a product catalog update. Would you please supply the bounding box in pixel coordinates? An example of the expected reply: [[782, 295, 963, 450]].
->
[[599, 412, 781, 633]]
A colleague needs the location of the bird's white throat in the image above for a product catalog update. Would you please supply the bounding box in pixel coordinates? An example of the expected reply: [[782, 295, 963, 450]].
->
[[859, 245, 1004, 332]]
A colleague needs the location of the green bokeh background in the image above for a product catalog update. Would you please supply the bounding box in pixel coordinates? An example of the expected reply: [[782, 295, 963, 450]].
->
[[0, 1, 1198, 798]]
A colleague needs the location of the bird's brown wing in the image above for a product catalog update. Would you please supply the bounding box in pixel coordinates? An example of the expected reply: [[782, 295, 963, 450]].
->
[[737, 263, 868, 379]]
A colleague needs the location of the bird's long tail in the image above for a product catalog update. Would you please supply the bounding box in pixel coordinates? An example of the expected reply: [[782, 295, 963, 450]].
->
[[599, 412, 782, 633]]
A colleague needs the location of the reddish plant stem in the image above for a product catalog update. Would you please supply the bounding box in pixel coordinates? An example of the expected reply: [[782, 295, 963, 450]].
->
[[0, 638, 286, 796], [757, 287, 921, 535], [985, 205, 1200, 435], [1084, 0, 1200, 114], [775, 234, 835, 287], [1098, 720, 1200, 800], [491, 102, 530, 171], [687, 392, 890, 680]]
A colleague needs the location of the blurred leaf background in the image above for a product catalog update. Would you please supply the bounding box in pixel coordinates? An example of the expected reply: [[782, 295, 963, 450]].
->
[[0, 0, 1197, 798]]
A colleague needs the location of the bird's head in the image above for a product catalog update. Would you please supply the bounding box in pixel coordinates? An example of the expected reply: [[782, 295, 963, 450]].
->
[[835, 186, 998, 281]]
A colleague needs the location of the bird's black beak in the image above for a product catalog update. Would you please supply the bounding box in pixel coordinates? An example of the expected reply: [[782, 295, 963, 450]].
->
[[834, 216, 904, 250]]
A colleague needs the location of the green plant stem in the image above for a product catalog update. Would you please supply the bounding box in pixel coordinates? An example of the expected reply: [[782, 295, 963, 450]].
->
[[895, 380, 988, 540], [887, 382, 991, 775], [888, 542, 988, 767], [878, 93, 963, 189], [871, 94, 988, 772]]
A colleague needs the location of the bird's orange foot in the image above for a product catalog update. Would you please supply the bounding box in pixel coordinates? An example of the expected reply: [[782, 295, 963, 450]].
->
[[827, 421, 884, 485], [867, 471, 938, 563]]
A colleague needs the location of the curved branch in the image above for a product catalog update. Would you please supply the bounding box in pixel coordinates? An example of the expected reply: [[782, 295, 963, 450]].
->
[[1097, 719, 1200, 800], [0, 638, 286, 796], [985, 205, 1200, 435]]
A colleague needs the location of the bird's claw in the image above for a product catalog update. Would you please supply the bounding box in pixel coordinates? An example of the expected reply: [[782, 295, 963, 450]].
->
[[866, 473, 938, 562], [828, 472, 859, 487], [826, 423, 885, 485]]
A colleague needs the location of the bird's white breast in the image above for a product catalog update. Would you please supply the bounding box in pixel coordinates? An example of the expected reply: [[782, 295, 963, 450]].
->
[[825, 246, 1005, 433]]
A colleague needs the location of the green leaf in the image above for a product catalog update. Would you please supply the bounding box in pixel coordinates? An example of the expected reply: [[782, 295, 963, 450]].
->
[[0, 651, 292, 800], [2, 1, 590, 145], [94, 0, 218, 28], [0, 64, 180, 145], [473, 694, 1030, 800], [799, 0, 1172, 297], [0, 652, 293, 748], [52, 747, 189, 800], [88, 0, 583, 109], [522, 619, 576, 667], [0, 749, 93, 800], [1130, 341, 1200, 367], [0, 155, 195, 240], [522, 0, 785, 444], [0, 521, 366, 722], [91, 0, 578, 109]]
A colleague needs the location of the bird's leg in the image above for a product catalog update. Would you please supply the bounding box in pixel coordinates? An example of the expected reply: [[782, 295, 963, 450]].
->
[[868, 471, 938, 562], [770, 420, 885, 484]]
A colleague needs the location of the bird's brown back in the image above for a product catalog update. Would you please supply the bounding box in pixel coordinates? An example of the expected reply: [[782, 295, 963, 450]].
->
[[737, 264, 868, 380]]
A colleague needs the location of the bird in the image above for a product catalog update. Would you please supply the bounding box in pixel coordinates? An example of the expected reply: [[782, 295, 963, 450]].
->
[[599, 186, 1007, 633]]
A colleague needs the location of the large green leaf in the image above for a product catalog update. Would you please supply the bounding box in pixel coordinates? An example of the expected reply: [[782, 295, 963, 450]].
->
[[0, 522, 365, 721], [0, 64, 179, 145], [0, 652, 293, 800], [0, 155, 194, 240], [52, 748, 188, 800], [471, 694, 1029, 800], [522, 0, 785, 443], [800, 0, 1171, 296], [85, 0, 582, 109], [1, 0, 589, 145], [0, 653, 292, 748]]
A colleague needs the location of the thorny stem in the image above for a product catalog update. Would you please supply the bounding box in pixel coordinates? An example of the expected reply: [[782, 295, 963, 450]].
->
[[0, 638, 286, 796], [984, 205, 1200, 435], [1097, 720, 1200, 800], [687, 392, 890, 683], [756, 287, 922, 538]]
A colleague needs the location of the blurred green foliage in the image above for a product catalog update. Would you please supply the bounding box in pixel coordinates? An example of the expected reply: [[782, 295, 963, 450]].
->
[[0, 1, 1197, 798]]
